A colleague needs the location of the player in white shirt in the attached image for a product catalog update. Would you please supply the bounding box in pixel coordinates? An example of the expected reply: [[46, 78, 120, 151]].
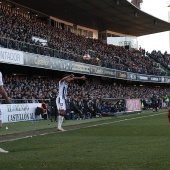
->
[[0, 72, 10, 153], [56, 74, 86, 131], [0, 72, 10, 128]]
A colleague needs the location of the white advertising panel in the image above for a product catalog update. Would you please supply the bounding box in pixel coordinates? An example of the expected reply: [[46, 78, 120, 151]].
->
[[1, 103, 41, 123], [0, 48, 24, 65]]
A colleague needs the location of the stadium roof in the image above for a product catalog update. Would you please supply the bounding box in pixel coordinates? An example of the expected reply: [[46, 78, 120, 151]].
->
[[8, 0, 170, 36]]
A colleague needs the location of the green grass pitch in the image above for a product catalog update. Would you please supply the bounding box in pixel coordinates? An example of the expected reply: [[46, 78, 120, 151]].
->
[[0, 109, 170, 170]]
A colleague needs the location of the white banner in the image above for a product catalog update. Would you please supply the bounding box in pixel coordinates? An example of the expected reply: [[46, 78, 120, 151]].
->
[[1, 103, 41, 123], [0, 48, 24, 65], [139, 76, 148, 80]]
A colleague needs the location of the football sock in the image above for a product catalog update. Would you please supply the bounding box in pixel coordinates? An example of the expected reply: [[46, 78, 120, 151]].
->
[[58, 115, 64, 128]]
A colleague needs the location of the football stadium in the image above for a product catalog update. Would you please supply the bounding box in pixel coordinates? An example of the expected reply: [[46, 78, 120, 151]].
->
[[0, 0, 170, 169]]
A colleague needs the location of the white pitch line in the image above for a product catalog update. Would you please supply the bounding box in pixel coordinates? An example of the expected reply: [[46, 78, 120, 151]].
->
[[67, 112, 166, 131], [0, 112, 166, 143]]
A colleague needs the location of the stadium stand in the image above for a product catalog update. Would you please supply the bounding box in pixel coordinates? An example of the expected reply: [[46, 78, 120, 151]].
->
[[149, 50, 170, 71], [0, 5, 166, 76], [0, 1, 169, 118], [0, 75, 169, 111]]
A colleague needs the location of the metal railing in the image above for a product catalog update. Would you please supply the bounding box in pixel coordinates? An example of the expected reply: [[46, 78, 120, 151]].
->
[[0, 36, 167, 76], [0, 37, 84, 62]]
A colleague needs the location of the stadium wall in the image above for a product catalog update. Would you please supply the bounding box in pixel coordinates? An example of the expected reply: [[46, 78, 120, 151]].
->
[[0, 47, 170, 83]]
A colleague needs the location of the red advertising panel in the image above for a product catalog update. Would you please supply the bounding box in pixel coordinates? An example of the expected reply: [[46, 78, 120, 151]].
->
[[126, 99, 141, 112]]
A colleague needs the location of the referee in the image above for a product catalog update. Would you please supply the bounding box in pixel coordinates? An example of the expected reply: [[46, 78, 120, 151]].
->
[[151, 91, 158, 112]]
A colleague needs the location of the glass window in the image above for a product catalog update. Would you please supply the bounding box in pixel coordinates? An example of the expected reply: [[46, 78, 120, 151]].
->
[[51, 19, 54, 27], [88, 31, 93, 38], [107, 33, 111, 37], [102, 33, 106, 40], [77, 28, 81, 35], [82, 30, 87, 37], [98, 33, 102, 40]]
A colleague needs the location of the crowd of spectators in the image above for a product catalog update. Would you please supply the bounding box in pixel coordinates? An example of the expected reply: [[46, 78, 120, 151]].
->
[[0, 5, 166, 76], [0, 75, 170, 118], [149, 50, 170, 71]]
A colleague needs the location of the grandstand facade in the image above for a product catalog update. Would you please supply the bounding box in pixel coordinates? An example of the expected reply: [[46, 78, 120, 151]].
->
[[0, 0, 170, 105]]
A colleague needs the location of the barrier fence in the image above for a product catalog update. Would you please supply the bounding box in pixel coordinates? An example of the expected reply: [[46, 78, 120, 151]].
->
[[1, 98, 142, 123]]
